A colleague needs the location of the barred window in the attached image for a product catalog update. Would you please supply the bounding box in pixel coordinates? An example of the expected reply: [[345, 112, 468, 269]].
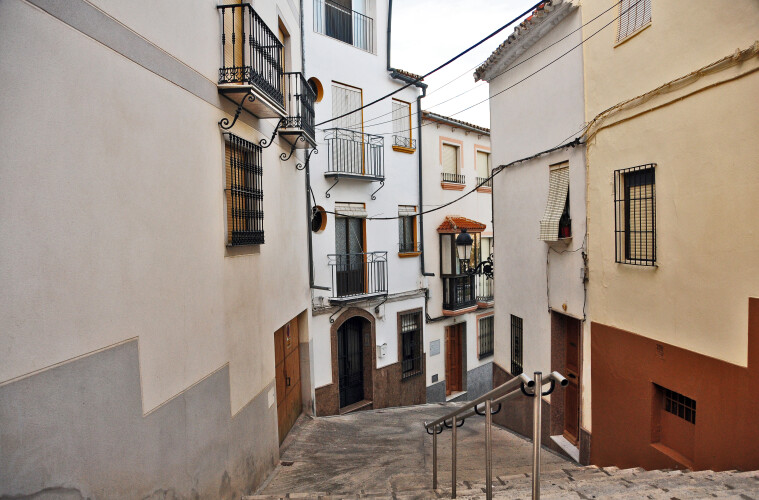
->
[[399, 310, 422, 379], [398, 205, 417, 253], [224, 133, 264, 246], [617, 0, 651, 42], [662, 387, 696, 424], [511, 315, 523, 375], [614, 164, 656, 265], [478, 315, 494, 359]]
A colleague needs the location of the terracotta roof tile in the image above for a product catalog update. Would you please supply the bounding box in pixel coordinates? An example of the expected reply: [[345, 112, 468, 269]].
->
[[437, 216, 488, 233], [393, 68, 424, 81], [422, 111, 490, 135]]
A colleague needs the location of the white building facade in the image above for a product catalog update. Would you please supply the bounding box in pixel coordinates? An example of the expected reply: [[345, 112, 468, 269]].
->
[[303, 0, 429, 414], [1, 0, 314, 496], [474, 0, 591, 463], [420, 112, 494, 403]]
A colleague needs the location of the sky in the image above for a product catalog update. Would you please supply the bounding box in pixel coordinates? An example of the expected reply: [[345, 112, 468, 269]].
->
[[387, 0, 539, 129]]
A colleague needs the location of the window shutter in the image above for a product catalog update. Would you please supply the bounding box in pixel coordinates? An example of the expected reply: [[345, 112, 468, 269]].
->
[[442, 144, 458, 175], [392, 100, 411, 139], [476, 151, 490, 178], [627, 182, 655, 261], [332, 83, 363, 130], [335, 201, 367, 218], [539, 164, 570, 241], [617, 0, 651, 42]]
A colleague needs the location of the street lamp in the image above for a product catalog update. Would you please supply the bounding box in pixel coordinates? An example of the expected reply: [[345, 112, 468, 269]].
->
[[455, 228, 494, 278]]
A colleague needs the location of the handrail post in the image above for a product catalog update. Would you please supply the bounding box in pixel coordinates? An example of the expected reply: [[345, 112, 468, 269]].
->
[[485, 398, 493, 500], [452, 415, 457, 498], [532, 371, 542, 500], [433, 424, 438, 489]]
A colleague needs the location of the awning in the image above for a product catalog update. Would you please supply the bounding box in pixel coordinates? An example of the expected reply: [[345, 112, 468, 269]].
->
[[437, 216, 487, 233], [539, 164, 569, 241]]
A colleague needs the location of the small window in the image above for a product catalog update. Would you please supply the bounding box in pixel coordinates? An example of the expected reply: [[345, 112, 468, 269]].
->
[[478, 315, 494, 359], [399, 310, 423, 379], [392, 99, 415, 150], [539, 162, 569, 241], [617, 0, 651, 42], [663, 388, 696, 424], [614, 164, 656, 265], [224, 133, 264, 246], [476, 150, 492, 188], [398, 205, 418, 254], [511, 315, 523, 375]]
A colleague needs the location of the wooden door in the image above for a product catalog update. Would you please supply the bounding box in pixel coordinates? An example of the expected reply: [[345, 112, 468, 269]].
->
[[445, 325, 463, 396], [564, 317, 581, 444], [275, 318, 302, 445]]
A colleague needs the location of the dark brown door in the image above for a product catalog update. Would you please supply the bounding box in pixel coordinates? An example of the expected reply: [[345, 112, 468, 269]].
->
[[275, 318, 302, 445], [338, 317, 364, 407], [564, 317, 581, 444], [445, 324, 463, 396]]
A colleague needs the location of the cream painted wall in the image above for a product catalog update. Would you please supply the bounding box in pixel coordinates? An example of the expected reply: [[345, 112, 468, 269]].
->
[[0, 0, 310, 415], [421, 120, 492, 388], [582, 0, 759, 367]]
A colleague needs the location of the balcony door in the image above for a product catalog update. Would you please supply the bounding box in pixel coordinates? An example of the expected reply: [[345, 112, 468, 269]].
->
[[335, 215, 365, 296], [332, 83, 364, 174]]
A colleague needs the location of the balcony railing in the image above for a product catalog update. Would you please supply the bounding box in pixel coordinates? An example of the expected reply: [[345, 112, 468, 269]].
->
[[442, 275, 476, 312], [324, 128, 384, 180], [313, 0, 375, 53], [328, 252, 388, 300], [476, 274, 494, 304], [217, 3, 284, 107], [442, 173, 466, 184], [393, 135, 417, 150], [476, 176, 493, 188], [283, 72, 316, 143]]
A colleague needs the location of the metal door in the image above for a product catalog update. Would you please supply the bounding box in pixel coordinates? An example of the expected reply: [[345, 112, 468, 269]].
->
[[338, 317, 364, 407]]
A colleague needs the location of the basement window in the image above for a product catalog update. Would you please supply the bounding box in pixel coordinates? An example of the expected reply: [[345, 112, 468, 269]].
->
[[664, 388, 696, 424]]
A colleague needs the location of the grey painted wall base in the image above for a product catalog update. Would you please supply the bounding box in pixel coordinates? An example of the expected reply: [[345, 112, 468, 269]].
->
[[426, 380, 446, 403], [0, 340, 279, 500], [424, 362, 493, 404]]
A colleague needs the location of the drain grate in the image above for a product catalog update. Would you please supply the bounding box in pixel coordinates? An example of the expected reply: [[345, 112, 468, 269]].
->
[[280, 461, 294, 467]]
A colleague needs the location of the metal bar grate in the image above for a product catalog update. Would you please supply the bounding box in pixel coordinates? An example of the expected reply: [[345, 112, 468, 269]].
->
[[614, 164, 656, 265], [478, 315, 494, 359], [511, 315, 523, 375], [400, 311, 423, 379], [224, 133, 264, 246], [313, 0, 375, 53], [441, 172, 466, 184]]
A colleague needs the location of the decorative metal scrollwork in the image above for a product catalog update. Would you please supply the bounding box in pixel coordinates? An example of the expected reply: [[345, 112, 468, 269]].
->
[[260, 118, 285, 148], [296, 147, 318, 171], [329, 306, 345, 324], [280, 136, 306, 162], [370, 181, 385, 200], [325, 177, 340, 198], [218, 89, 256, 131]]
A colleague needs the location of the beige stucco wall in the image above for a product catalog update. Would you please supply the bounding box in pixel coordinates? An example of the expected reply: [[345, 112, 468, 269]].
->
[[581, 0, 759, 367], [0, 0, 309, 416]]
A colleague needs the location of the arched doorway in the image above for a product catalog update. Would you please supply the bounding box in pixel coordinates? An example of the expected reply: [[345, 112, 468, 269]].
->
[[338, 316, 365, 408]]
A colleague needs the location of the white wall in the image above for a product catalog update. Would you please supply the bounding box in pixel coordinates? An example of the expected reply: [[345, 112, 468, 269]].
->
[[0, 0, 309, 416]]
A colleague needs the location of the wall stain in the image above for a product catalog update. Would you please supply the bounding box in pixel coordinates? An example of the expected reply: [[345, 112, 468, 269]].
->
[[0, 487, 87, 500]]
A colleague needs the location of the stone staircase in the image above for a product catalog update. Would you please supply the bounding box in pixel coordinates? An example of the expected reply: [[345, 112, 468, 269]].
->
[[245, 466, 758, 499]]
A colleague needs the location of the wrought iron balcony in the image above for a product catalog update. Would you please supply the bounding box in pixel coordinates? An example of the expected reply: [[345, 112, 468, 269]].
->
[[476, 177, 493, 188], [217, 3, 285, 117], [313, 0, 375, 53], [328, 252, 388, 302], [324, 128, 384, 181], [281, 72, 316, 147], [442, 275, 476, 314], [393, 135, 417, 150], [476, 274, 494, 307], [442, 173, 466, 184]]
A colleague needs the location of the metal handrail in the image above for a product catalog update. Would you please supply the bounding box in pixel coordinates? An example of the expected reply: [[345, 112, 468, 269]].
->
[[424, 371, 568, 500]]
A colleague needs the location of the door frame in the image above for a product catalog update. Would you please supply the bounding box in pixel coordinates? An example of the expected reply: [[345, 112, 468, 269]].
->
[[337, 316, 365, 408], [445, 322, 467, 397], [550, 311, 583, 446]]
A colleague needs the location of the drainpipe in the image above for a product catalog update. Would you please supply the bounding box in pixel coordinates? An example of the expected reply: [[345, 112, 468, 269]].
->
[[300, 0, 306, 73]]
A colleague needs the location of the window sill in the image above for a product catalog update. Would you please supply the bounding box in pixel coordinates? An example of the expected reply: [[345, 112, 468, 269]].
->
[[398, 251, 421, 258], [392, 145, 416, 154], [614, 21, 651, 48], [476, 186, 492, 194], [478, 352, 493, 361], [650, 442, 694, 470], [402, 370, 423, 381], [441, 182, 465, 191]]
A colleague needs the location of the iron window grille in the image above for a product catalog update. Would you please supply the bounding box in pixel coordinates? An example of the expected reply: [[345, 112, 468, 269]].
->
[[663, 387, 696, 424], [393, 135, 417, 150], [441, 172, 466, 184], [476, 177, 493, 188], [224, 133, 264, 246], [400, 310, 423, 379], [511, 315, 523, 375], [399, 215, 416, 253], [328, 251, 388, 299], [478, 315, 494, 359], [217, 3, 284, 107], [617, 0, 651, 43], [614, 164, 656, 265]]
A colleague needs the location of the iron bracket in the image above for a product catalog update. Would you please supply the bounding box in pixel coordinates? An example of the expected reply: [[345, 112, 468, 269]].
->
[[218, 89, 255, 131], [329, 306, 345, 324], [260, 118, 286, 148], [296, 147, 318, 171], [425, 423, 444, 435], [370, 181, 385, 201], [474, 402, 502, 416], [325, 176, 340, 198], [279, 138, 300, 162]]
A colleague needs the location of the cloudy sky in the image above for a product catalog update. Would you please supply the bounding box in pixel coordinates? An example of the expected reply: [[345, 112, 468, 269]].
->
[[387, 0, 539, 128]]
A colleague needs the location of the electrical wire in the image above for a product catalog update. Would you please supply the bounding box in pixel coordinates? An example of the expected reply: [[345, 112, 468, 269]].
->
[[344, 0, 624, 133], [315, 0, 546, 128]]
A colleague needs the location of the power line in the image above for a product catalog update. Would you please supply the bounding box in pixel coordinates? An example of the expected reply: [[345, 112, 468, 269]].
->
[[315, 0, 546, 128], [341, 0, 624, 133]]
